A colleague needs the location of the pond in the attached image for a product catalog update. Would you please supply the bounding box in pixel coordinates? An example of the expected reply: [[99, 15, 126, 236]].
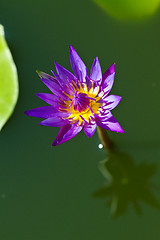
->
[[0, 0, 160, 239]]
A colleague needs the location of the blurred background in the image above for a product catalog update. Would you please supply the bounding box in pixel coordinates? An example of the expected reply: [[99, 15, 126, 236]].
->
[[0, 0, 160, 239]]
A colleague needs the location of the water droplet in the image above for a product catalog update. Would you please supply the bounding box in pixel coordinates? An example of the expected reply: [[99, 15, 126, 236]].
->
[[98, 143, 103, 149]]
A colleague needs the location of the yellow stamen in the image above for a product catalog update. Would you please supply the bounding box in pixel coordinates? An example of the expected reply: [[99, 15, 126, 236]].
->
[[59, 80, 104, 125], [62, 91, 72, 99]]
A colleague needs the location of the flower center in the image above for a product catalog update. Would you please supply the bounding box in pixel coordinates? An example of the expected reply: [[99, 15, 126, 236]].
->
[[59, 80, 103, 125], [72, 92, 90, 112]]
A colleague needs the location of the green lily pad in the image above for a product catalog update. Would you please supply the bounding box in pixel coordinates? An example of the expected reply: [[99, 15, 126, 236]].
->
[[93, 0, 160, 20], [0, 25, 18, 131]]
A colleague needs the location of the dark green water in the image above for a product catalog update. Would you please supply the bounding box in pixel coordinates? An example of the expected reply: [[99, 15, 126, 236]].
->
[[0, 0, 160, 239]]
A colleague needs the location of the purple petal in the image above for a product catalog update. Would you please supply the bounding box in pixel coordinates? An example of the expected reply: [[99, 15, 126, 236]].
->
[[100, 63, 115, 97], [24, 106, 58, 118], [36, 93, 60, 107], [54, 62, 77, 84], [100, 72, 115, 98], [102, 63, 115, 81], [37, 71, 57, 84], [95, 114, 124, 133], [96, 110, 111, 121], [39, 117, 67, 127], [51, 70, 63, 85], [102, 95, 122, 110], [69, 45, 88, 82], [37, 71, 70, 100], [52, 123, 83, 146], [84, 122, 97, 138], [51, 69, 74, 96], [41, 78, 69, 101], [90, 57, 102, 82]]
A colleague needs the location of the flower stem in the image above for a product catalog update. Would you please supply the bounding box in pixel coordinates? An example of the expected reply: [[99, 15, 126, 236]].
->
[[97, 127, 113, 150]]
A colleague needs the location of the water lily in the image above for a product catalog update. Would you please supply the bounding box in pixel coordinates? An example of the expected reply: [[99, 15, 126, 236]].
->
[[25, 46, 124, 146]]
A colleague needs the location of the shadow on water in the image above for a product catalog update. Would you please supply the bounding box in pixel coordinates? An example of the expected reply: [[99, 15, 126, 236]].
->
[[93, 148, 160, 218]]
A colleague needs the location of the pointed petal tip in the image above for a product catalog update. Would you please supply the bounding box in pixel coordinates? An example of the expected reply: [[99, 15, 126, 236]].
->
[[69, 45, 77, 55], [113, 127, 125, 134], [114, 122, 125, 133], [54, 61, 58, 67], [53, 62, 63, 75], [121, 128, 125, 134], [52, 124, 83, 146], [84, 123, 97, 138], [69, 45, 74, 50], [90, 56, 102, 81], [39, 122, 44, 126], [69, 45, 88, 82], [69, 45, 76, 55], [93, 56, 100, 65], [51, 70, 57, 78], [52, 139, 63, 146], [54, 62, 62, 74], [35, 93, 44, 100], [52, 141, 58, 146], [95, 113, 125, 134], [115, 125, 125, 134], [36, 70, 42, 77], [24, 110, 31, 116], [106, 63, 115, 76], [24, 110, 28, 116], [35, 93, 48, 99], [111, 63, 115, 72], [36, 70, 48, 79]]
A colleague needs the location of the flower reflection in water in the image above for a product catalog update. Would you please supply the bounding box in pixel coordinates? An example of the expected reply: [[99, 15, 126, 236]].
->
[[93, 148, 160, 218]]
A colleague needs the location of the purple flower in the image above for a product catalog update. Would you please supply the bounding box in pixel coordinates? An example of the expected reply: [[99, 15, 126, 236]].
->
[[25, 46, 124, 146]]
